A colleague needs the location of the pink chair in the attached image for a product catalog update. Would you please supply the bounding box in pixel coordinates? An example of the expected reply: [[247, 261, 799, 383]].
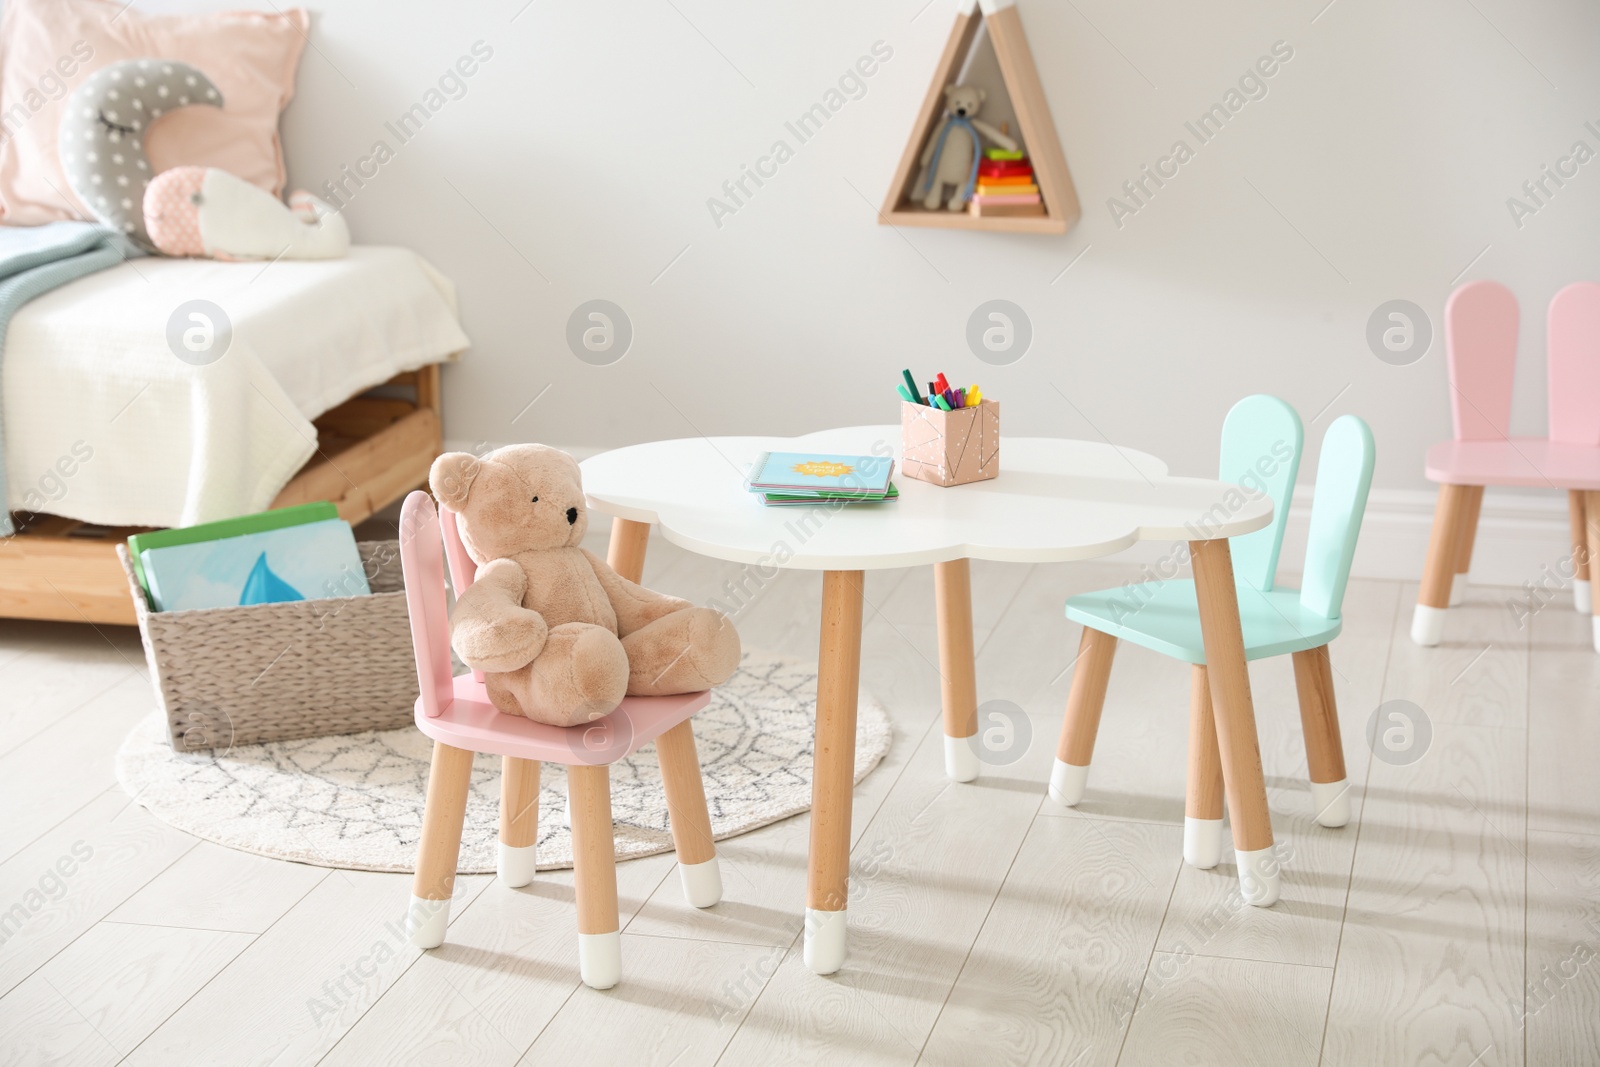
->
[[1413, 281, 1600, 648], [397, 490, 722, 989]]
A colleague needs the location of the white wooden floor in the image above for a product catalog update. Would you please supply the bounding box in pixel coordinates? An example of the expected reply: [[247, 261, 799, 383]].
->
[[1, 528, 1597, 1066]]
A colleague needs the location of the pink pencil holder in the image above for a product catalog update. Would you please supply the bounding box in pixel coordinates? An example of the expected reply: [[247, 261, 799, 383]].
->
[[900, 400, 1000, 487]]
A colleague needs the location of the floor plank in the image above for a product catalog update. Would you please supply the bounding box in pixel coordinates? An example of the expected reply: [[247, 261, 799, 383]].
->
[[918, 816, 1180, 1067], [317, 856, 673, 1065], [14, 922, 254, 1059], [1118, 953, 1333, 1067], [119, 870, 490, 1066], [520, 933, 784, 1066], [0, 792, 195, 999], [1523, 829, 1600, 1065], [106, 842, 329, 934]]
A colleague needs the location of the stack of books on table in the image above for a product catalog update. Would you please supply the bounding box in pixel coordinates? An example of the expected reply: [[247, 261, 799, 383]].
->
[[969, 148, 1045, 218], [745, 451, 899, 507]]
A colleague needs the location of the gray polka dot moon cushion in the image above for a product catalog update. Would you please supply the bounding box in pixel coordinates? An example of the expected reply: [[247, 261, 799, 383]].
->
[[59, 59, 223, 251]]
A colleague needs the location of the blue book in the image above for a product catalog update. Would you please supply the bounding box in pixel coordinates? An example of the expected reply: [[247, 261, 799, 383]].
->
[[140, 518, 369, 612], [746, 452, 895, 497]]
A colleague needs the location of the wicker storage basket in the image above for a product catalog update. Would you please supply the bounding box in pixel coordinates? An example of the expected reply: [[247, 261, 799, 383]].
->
[[118, 540, 420, 752]]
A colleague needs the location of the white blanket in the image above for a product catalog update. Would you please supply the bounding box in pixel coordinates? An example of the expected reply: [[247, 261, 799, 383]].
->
[[3, 246, 468, 528]]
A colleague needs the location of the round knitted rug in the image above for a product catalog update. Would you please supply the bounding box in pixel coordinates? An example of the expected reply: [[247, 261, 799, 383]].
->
[[115, 650, 892, 874]]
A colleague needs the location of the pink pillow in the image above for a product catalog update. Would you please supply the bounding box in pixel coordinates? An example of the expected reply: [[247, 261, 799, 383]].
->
[[0, 0, 307, 225]]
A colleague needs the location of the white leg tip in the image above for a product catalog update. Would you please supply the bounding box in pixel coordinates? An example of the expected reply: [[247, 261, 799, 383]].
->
[[578, 930, 621, 989], [1410, 604, 1446, 646], [407, 895, 450, 949], [1310, 779, 1351, 828], [945, 734, 979, 783], [678, 857, 723, 908], [1591, 615, 1600, 654], [497, 842, 537, 888], [1574, 582, 1592, 615], [1235, 847, 1282, 907], [1183, 817, 1224, 869], [803, 908, 847, 975], [1448, 573, 1465, 607], [1048, 759, 1089, 807]]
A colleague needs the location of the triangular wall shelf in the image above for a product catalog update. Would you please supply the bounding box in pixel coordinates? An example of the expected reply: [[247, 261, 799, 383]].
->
[[880, 0, 1080, 234]]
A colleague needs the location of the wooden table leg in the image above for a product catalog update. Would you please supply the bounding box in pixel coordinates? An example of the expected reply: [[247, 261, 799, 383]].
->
[[1452, 485, 1484, 606], [1184, 665, 1225, 869], [934, 559, 980, 783], [607, 517, 651, 584], [1189, 538, 1279, 907], [1412, 483, 1471, 646], [805, 569, 864, 975], [1584, 491, 1600, 653], [1571, 491, 1592, 616]]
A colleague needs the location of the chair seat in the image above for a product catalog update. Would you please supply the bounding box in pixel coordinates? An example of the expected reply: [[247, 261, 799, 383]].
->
[[414, 673, 710, 765], [1065, 580, 1341, 665], [1426, 438, 1600, 489]]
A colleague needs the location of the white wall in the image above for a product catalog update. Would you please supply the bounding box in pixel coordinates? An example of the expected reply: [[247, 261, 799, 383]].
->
[[124, 0, 1600, 582]]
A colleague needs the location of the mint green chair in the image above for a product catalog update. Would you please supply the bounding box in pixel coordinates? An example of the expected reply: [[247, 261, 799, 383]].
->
[[1049, 399, 1375, 890]]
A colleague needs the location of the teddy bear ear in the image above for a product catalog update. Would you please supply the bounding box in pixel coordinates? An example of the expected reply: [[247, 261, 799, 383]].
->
[[976, 87, 986, 102], [429, 452, 481, 512]]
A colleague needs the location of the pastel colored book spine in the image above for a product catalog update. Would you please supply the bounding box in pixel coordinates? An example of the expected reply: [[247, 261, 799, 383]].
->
[[976, 183, 1040, 196], [971, 193, 1042, 205]]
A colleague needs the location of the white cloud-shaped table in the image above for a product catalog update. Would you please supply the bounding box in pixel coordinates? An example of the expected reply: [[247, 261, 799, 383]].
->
[[580, 426, 1281, 974], [580, 426, 1271, 568]]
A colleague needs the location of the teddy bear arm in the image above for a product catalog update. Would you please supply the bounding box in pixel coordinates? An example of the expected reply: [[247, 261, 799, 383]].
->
[[580, 548, 694, 637], [451, 562, 550, 673]]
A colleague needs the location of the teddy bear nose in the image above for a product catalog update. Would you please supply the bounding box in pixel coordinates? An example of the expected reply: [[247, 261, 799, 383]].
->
[[566, 507, 578, 525]]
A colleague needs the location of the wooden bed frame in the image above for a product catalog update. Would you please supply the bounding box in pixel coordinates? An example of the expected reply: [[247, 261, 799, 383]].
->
[[0, 363, 444, 626]]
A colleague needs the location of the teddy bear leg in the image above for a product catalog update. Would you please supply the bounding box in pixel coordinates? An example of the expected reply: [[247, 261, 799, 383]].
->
[[495, 623, 629, 727], [621, 607, 742, 696], [922, 184, 945, 211]]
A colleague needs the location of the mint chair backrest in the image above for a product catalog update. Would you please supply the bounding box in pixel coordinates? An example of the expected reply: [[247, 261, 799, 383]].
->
[[1547, 281, 1600, 447], [1218, 395, 1303, 591], [1299, 415, 1376, 621], [1446, 280, 1519, 441]]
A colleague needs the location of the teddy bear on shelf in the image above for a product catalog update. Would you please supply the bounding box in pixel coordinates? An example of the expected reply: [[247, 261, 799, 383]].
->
[[429, 444, 741, 727], [916, 84, 1018, 211]]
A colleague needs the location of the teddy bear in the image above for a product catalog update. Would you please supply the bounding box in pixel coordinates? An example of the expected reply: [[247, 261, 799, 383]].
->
[[917, 84, 1019, 211], [429, 444, 741, 727]]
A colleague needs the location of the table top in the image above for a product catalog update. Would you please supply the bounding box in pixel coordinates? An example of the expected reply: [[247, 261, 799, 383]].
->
[[580, 426, 1273, 570]]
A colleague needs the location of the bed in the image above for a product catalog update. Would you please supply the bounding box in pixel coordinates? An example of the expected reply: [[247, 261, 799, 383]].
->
[[1, 245, 468, 624]]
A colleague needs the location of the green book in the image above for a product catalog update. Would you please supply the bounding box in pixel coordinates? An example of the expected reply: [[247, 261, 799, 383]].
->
[[760, 484, 899, 507], [126, 501, 338, 602]]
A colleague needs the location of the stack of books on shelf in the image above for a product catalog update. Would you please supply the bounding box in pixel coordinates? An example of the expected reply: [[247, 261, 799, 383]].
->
[[745, 451, 898, 507], [969, 147, 1044, 218]]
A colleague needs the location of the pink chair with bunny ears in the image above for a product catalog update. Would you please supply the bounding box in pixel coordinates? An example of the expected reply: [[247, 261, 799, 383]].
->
[[397, 490, 722, 989], [1413, 281, 1600, 648]]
